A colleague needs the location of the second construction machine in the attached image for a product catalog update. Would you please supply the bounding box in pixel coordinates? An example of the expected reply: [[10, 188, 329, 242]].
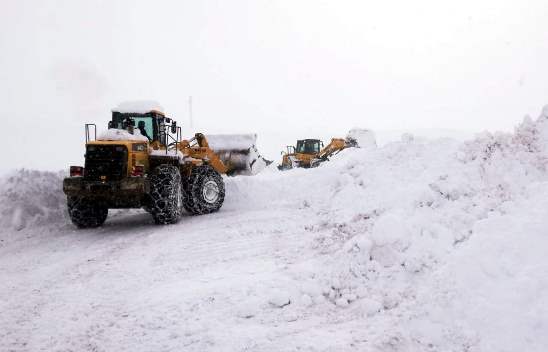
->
[[278, 137, 358, 170], [63, 101, 269, 228]]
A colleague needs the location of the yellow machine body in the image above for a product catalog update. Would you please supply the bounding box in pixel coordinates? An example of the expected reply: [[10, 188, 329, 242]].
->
[[64, 107, 264, 209], [280, 138, 349, 170], [85, 140, 150, 179]]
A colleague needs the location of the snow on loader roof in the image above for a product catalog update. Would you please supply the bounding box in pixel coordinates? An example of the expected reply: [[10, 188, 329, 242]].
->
[[112, 100, 164, 114]]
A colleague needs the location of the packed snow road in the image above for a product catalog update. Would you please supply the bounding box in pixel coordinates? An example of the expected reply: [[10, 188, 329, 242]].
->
[[2, 109, 548, 351], [0, 181, 330, 351], [3, 167, 374, 351]]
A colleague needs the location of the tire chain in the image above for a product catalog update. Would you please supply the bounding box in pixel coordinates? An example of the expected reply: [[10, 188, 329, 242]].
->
[[149, 165, 182, 224], [182, 165, 225, 215], [68, 197, 108, 228]]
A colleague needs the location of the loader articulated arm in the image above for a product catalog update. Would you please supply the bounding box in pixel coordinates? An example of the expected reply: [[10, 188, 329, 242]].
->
[[177, 133, 270, 176], [316, 138, 347, 161], [178, 133, 229, 174]]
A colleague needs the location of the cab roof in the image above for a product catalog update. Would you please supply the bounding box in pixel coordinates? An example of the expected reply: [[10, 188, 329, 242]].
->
[[112, 100, 164, 115]]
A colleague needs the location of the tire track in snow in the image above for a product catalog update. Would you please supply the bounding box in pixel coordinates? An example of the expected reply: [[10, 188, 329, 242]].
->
[[0, 204, 319, 351]]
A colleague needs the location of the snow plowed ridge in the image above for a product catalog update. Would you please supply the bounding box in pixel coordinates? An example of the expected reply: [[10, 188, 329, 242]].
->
[[1, 108, 548, 351], [0, 169, 67, 231]]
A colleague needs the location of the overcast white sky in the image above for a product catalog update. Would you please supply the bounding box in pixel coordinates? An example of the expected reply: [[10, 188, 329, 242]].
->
[[1, 0, 548, 172]]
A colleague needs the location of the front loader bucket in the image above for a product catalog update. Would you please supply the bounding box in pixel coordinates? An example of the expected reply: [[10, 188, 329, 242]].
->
[[345, 128, 377, 149], [206, 134, 272, 176]]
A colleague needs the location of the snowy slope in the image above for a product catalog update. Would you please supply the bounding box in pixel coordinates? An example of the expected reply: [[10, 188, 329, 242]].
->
[[1, 109, 548, 351]]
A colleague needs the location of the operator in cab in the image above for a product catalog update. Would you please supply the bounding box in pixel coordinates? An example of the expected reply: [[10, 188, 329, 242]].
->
[[137, 121, 152, 141]]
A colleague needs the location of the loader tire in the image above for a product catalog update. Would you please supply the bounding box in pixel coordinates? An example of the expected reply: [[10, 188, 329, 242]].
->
[[183, 165, 225, 215], [68, 197, 108, 228], [149, 165, 183, 224]]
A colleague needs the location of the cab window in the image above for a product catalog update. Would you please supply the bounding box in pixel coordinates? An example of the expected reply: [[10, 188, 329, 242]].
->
[[297, 140, 320, 154], [133, 117, 154, 141]]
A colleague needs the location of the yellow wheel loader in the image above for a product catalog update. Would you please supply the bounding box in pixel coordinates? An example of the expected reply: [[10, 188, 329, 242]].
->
[[278, 137, 357, 170], [63, 102, 269, 228]]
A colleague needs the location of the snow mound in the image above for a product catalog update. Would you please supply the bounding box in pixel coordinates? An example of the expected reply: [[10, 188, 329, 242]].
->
[[97, 128, 149, 142], [0, 170, 67, 230], [299, 109, 548, 350], [112, 100, 164, 114], [222, 106, 548, 351]]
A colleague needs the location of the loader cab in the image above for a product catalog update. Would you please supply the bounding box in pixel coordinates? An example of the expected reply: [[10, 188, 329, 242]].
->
[[296, 139, 322, 154], [110, 110, 176, 146]]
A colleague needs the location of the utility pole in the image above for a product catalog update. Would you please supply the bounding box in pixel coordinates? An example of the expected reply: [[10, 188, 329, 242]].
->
[[188, 96, 193, 129]]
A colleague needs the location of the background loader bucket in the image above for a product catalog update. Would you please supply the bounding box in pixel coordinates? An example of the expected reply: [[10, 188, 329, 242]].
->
[[206, 134, 272, 176], [345, 128, 377, 149]]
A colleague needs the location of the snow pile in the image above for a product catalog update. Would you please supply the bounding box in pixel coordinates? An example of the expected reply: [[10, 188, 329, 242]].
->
[[222, 106, 548, 351], [112, 100, 164, 114], [97, 128, 149, 142], [421, 186, 548, 352], [0, 170, 67, 230], [294, 109, 548, 350]]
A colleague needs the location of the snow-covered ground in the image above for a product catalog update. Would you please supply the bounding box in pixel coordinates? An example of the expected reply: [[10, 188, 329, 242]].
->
[[1, 109, 548, 351]]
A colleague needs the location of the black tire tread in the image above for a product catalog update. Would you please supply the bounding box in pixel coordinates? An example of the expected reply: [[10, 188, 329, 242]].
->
[[68, 197, 108, 228], [183, 165, 225, 215], [149, 165, 182, 224]]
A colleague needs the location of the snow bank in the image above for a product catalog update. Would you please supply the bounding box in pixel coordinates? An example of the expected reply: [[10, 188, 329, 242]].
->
[[0, 170, 67, 230], [296, 108, 548, 350], [422, 186, 548, 352], [97, 128, 149, 142], [222, 106, 548, 351], [112, 100, 164, 114]]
